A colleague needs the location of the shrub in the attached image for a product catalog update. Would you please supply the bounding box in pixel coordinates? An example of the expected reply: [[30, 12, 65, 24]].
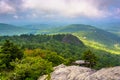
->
[[9, 57, 53, 80]]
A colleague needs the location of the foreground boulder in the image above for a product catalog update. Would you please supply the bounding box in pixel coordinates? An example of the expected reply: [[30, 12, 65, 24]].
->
[[38, 64, 120, 80], [85, 66, 120, 80]]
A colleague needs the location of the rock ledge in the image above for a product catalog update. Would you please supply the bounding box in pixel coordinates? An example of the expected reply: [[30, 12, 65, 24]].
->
[[38, 64, 120, 80]]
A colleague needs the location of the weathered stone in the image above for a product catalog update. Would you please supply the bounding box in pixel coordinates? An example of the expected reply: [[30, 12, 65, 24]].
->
[[38, 65, 120, 80], [51, 65, 94, 80], [86, 66, 120, 80]]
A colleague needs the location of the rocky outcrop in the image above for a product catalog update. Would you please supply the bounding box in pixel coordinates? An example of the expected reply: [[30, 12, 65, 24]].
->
[[51, 64, 95, 80], [62, 34, 84, 46], [85, 66, 120, 80], [38, 64, 120, 80]]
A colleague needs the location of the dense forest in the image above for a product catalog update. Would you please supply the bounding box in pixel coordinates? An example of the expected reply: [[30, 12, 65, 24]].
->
[[0, 34, 120, 80]]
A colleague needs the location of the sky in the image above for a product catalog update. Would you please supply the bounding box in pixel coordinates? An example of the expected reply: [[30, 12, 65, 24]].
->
[[0, 0, 120, 25]]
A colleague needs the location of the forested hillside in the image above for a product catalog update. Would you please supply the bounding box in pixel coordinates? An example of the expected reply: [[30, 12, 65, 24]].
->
[[37, 24, 120, 54], [0, 34, 120, 79], [0, 34, 85, 58]]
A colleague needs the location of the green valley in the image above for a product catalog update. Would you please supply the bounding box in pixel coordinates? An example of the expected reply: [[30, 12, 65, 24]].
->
[[37, 24, 120, 54]]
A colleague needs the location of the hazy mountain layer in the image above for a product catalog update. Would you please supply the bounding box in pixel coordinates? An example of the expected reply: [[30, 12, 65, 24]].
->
[[0, 23, 35, 36]]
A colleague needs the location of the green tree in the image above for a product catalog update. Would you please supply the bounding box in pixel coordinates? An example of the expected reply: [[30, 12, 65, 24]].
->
[[82, 50, 97, 68], [0, 40, 23, 69], [45, 52, 66, 66], [9, 57, 53, 80]]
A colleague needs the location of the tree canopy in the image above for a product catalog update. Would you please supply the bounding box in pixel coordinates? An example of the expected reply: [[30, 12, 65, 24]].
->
[[0, 40, 23, 69], [82, 50, 97, 68]]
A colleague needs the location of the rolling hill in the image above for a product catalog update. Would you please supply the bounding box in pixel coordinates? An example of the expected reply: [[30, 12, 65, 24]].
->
[[36, 24, 120, 54], [21, 24, 64, 30], [0, 23, 120, 54], [37, 24, 120, 45], [0, 23, 35, 36], [96, 23, 120, 37], [104, 26, 120, 37]]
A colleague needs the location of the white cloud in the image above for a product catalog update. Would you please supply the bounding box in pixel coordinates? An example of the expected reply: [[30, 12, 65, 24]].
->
[[116, 8, 120, 14], [0, 1, 15, 14], [113, 8, 120, 19], [13, 15, 19, 19], [22, 0, 108, 18]]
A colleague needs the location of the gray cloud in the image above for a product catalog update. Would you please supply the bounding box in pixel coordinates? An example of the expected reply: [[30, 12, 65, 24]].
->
[[0, 0, 120, 21], [0, 0, 24, 14]]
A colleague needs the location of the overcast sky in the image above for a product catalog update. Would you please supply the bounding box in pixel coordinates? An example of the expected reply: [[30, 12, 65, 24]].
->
[[0, 0, 120, 24]]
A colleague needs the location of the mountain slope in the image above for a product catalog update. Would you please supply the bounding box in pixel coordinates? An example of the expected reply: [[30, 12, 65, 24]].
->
[[105, 26, 120, 37], [51, 24, 120, 45], [96, 23, 120, 37], [37, 24, 120, 54], [0, 34, 85, 58], [0, 23, 34, 36], [61, 24, 120, 54]]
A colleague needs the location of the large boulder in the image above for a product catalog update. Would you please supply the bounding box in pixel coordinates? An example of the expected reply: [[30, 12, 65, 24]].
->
[[86, 66, 120, 80], [38, 64, 120, 80], [51, 64, 94, 80]]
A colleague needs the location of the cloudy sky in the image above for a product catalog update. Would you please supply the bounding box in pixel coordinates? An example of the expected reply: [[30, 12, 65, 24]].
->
[[0, 0, 120, 24]]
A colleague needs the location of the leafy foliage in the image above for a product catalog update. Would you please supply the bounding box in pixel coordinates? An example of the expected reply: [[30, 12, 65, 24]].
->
[[9, 57, 53, 80], [24, 49, 66, 66], [0, 34, 85, 58], [0, 40, 23, 69], [82, 50, 97, 68]]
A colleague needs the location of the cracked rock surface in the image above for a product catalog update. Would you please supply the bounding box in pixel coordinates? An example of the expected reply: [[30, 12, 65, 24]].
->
[[38, 64, 120, 80]]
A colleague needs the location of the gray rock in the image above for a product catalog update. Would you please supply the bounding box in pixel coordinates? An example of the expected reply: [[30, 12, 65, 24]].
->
[[38, 64, 120, 80], [86, 66, 120, 80], [51, 65, 94, 80]]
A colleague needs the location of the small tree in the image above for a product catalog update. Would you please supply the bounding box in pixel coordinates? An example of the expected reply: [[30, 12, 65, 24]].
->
[[82, 50, 97, 68], [0, 40, 23, 69]]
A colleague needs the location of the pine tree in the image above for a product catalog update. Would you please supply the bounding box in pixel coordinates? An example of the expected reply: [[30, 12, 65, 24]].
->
[[0, 40, 23, 69], [82, 50, 97, 68]]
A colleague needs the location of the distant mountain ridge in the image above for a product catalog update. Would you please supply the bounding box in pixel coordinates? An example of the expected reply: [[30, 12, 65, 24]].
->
[[95, 22, 120, 36], [0, 23, 35, 36], [21, 24, 63, 30], [58, 24, 96, 32]]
